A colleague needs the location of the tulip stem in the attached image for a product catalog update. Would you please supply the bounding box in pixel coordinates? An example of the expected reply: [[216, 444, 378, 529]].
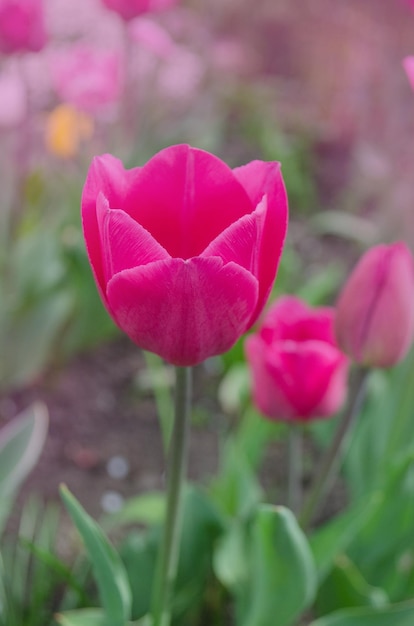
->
[[299, 368, 369, 530], [143, 351, 173, 454], [151, 366, 192, 626], [287, 424, 302, 515]]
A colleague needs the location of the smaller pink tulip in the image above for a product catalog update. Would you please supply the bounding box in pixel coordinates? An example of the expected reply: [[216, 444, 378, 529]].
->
[[0, 0, 47, 54], [245, 297, 348, 422], [335, 242, 414, 368], [100, 0, 177, 22]]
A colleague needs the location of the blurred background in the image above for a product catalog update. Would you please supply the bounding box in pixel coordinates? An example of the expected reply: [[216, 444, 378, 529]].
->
[[1, 0, 414, 515]]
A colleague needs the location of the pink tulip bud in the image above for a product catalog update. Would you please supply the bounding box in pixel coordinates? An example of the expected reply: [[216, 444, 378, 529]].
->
[[100, 0, 177, 22], [81, 145, 288, 366], [245, 296, 348, 422], [0, 0, 47, 54], [335, 242, 414, 368]]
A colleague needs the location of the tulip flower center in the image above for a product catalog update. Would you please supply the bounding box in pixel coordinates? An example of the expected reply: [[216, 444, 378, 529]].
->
[[123, 145, 254, 259]]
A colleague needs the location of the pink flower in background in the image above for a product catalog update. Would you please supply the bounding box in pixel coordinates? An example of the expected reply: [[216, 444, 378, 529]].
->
[[81, 144, 288, 365], [129, 17, 204, 102], [51, 44, 123, 115], [0, 68, 26, 126], [129, 16, 174, 58], [245, 297, 348, 421], [403, 56, 414, 92], [212, 38, 256, 75], [157, 45, 204, 101], [335, 242, 414, 368], [0, 0, 47, 54], [101, 0, 177, 22]]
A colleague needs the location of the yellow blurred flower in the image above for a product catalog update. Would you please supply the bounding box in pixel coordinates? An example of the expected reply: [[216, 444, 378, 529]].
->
[[45, 104, 94, 158]]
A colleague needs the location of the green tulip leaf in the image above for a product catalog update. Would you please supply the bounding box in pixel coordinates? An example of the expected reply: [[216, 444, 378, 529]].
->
[[315, 555, 388, 615], [0, 403, 48, 535], [346, 452, 414, 600], [309, 599, 414, 626], [56, 609, 108, 626], [210, 441, 262, 519], [60, 486, 132, 626], [242, 505, 317, 626], [0, 402, 48, 495], [56, 609, 152, 626], [120, 529, 159, 620], [103, 491, 165, 530], [174, 485, 224, 614], [214, 521, 249, 590], [310, 492, 382, 582]]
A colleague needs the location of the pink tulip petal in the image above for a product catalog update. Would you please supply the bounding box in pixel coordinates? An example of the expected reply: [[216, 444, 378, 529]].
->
[[96, 193, 169, 284], [261, 296, 335, 345], [245, 295, 348, 422], [336, 242, 414, 367], [200, 197, 266, 273], [364, 249, 414, 366], [314, 355, 348, 417], [233, 160, 288, 323], [122, 144, 253, 259], [266, 341, 346, 419], [106, 257, 258, 365], [245, 334, 293, 419], [81, 154, 140, 292]]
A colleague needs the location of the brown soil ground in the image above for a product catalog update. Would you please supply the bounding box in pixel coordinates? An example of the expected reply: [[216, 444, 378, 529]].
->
[[2, 338, 219, 519]]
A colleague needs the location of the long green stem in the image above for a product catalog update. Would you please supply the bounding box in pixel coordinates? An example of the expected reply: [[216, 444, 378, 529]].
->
[[299, 368, 369, 530], [287, 424, 302, 515], [151, 366, 192, 626], [143, 351, 173, 454]]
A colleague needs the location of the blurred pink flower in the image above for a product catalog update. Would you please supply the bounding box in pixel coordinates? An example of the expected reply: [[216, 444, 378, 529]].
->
[[212, 38, 255, 75], [129, 16, 174, 58], [100, 0, 177, 22], [0, 0, 47, 54], [0, 68, 26, 126], [245, 297, 348, 421], [129, 17, 204, 103], [335, 242, 414, 368], [51, 44, 123, 114], [403, 56, 414, 92], [157, 45, 204, 101], [45, 0, 123, 49], [81, 145, 288, 365]]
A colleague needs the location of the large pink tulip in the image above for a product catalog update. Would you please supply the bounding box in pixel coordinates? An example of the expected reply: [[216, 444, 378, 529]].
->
[[0, 0, 47, 54], [81, 144, 288, 366], [245, 297, 348, 421], [100, 0, 177, 22], [335, 242, 414, 368]]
